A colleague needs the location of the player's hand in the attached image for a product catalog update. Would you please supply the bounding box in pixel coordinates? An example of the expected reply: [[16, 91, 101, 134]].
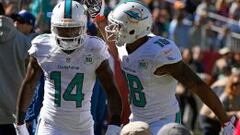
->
[[105, 125, 121, 135], [83, 0, 104, 18], [223, 116, 236, 135], [14, 123, 30, 135]]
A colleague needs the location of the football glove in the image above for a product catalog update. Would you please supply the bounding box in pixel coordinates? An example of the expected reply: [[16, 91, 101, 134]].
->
[[83, 0, 105, 18], [105, 125, 121, 135], [223, 116, 236, 135]]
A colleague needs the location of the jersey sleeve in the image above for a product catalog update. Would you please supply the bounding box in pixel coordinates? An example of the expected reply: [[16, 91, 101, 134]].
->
[[153, 40, 182, 69], [97, 40, 110, 62], [87, 36, 111, 68], [28, 34, 50, 58], [28, 42, 38, 58]]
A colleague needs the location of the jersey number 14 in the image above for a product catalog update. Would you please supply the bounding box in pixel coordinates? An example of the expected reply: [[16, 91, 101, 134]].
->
[[50, 71, 84, 108]]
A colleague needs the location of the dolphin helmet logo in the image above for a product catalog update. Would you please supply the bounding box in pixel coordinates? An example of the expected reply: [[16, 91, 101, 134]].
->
[[124, 8, 148, 23]]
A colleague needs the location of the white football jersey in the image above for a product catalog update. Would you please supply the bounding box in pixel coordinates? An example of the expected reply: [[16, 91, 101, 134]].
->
[[118, 35, 182, 123], [28, 34, 110, 131]]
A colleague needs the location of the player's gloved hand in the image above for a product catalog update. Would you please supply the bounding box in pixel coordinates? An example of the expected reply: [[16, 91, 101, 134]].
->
[[14, 123, 30, 135], [223, 116, 236, 135], [105, 125, 121, 135], [83, 0, 104, 18]]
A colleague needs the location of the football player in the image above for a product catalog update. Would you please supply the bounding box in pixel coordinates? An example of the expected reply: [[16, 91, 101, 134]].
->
[[15, 1, 122, 135], [86, 0, 236, 134]]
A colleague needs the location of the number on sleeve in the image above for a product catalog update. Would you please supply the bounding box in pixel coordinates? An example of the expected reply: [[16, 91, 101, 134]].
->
[[154, 38, 170, 47]]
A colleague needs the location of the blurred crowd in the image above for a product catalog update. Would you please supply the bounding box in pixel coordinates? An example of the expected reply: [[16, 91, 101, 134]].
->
[[1, 0, 240, 135]]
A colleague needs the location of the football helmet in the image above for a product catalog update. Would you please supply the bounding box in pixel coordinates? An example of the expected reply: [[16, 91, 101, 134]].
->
[[51, 0, 87, 50], [105, 1, 152, 46]]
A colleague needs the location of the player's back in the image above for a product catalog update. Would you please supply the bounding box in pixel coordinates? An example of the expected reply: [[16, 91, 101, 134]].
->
[[28, 34, 110, 131], [118, 35, 182, 123]]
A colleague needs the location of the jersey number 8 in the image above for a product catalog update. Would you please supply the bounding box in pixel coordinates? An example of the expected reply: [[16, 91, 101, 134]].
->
[[125, 73, 146, 107]]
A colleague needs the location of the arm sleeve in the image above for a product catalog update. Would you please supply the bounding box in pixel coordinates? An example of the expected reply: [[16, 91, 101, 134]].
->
[[28, 43, 38, 58], [93, 38, 111, 68], [153, 40, 182, 71]]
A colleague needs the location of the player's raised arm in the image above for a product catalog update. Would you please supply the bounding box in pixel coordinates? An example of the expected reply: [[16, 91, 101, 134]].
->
[[95, 60, 122, 135], [84, 0, 119, 59], [15, 56, 42, 133], [154, 60, 236, 134]]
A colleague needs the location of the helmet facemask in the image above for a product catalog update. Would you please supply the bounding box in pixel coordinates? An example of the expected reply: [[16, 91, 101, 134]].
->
[[51, 21, 86, 50], [105, 18, 126, 47], [105, 17, 137, 47]]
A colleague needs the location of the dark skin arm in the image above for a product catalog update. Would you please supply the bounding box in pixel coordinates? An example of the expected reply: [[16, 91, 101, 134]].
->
[[96, 59, 122, 125], [154, 61, 229, 125], [16, 56, 43, 125]]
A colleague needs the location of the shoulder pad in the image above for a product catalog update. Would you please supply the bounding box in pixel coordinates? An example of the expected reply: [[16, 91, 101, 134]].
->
[[31, 34, 51, 45], [85, 36, 106, 51]]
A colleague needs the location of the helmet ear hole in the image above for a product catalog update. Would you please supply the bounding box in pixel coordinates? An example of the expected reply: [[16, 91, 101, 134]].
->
[[129, 30, 135, 35]]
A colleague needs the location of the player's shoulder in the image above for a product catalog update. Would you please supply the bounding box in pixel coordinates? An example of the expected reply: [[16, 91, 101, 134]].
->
[[147, 35, 182, 62], [31, 34, 52, 45], [149, 34, 175, 49], [29, 34, 54, 56], [152, 35, 179, 50], [84, 35, 106, 51], [144, 35, 177, 54]]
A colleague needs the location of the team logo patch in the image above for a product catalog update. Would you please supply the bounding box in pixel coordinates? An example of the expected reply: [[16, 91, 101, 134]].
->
[[84, 54, 94, 64], [124, 8, 148, 23]]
